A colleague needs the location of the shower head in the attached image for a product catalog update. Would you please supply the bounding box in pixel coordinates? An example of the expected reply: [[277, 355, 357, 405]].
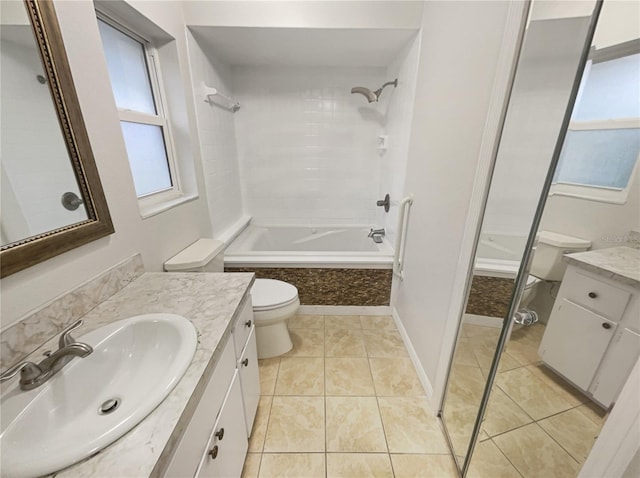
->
[[351, 78, 398, 103]]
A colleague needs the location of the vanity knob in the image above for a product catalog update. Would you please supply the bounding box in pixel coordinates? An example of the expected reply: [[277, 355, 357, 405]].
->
[[245, 320, 252, 328], [208, 445, 219, 460], [588, 292, 598, 299], [242, 358, 249, 367], [215, 427, 224, 441], [602, 323, 611, 330]]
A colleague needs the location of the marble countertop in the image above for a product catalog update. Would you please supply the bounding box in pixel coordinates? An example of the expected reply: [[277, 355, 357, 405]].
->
[[565, 246, 640, 288], [40, 271, 255, 477]]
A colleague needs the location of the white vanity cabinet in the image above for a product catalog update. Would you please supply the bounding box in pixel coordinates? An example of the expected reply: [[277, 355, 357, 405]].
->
[[539, 264, 640, 407], [163, 297, 259, 478]]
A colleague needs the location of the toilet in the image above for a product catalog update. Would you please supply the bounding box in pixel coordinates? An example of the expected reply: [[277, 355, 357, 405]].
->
[[514, 231, 591, 328], [164, 239, 299, 359]]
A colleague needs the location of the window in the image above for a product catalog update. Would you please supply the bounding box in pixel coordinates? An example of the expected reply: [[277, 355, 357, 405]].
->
[[552, 47, 640, 203], [97, 16, 180, 202]]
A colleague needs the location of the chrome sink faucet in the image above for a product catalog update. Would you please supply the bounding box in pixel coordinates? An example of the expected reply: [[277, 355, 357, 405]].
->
[[0, 320, 93, 391], [368, 228, 386, 243]]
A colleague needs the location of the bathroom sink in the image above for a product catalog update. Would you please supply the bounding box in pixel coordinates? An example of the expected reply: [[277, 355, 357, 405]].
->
[[0, 313, 197, 478]]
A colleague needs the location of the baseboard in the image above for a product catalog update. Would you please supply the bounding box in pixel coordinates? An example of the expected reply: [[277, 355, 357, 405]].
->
[[392, 307, 434, 401], [297, 305, 391, 316], [463, 313, 503, 328]]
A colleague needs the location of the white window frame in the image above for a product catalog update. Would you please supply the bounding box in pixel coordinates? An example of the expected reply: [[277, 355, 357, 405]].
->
[[550, 45, 640, 205], [97, 12, 183, 213]]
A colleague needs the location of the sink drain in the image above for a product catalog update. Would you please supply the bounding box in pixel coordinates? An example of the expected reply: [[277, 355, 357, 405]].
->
[[98, 398, 121, 415]]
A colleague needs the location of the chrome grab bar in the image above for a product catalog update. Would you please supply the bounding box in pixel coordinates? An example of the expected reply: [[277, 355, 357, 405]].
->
[[393, 195, 414, 280]]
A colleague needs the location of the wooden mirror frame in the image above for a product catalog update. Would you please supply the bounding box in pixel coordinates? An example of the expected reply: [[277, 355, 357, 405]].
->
[[0, 0, 114, 278]]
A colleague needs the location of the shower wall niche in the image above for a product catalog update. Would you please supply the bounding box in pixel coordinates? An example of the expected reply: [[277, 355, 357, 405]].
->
[[186, 26, 420, 238]]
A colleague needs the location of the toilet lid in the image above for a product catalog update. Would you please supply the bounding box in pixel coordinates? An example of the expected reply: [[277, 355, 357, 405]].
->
[[251, 279, 299, 311]]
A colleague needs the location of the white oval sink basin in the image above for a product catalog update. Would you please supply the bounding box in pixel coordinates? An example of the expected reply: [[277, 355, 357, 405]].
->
[[0, 313, 197, 478]]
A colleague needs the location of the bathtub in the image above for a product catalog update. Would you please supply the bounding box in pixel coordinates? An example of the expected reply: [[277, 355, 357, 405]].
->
[[225, 224, 393, 269], [474, 232, 528, 279], [224, 224, 394, 306]]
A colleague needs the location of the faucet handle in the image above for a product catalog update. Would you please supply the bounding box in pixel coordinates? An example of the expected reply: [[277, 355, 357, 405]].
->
[[58, 319, 84, 348], [0, 361, 42, 382]]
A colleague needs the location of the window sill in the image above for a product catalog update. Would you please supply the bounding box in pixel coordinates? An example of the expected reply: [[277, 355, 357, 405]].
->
[[548, 188, 628, 205], [139, 193, 199, 219]]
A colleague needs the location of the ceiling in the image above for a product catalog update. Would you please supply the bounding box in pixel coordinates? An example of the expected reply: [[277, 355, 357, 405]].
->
[[189, 26, 418, 67]]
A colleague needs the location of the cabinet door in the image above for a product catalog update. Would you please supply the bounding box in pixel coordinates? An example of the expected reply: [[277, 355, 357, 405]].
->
[[232, 298, 254, 360], [539, 299, 617, 390], [196, 371, 248, 478], [592, 328, 640, 407], [239, 327, 260, 436]]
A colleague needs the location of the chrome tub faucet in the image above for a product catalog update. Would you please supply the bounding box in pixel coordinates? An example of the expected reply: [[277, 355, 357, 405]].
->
[[0, 320, 93, 391], [368, 228, 386, 243]]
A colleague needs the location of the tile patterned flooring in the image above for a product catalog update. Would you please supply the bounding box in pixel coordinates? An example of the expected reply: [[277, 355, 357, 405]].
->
[[242, 315, 608, 477], [446, 321, 608, 478], [241, 314, 458, 478]]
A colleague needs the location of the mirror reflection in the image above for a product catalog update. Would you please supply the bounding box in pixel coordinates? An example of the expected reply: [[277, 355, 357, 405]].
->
[[0, 1, 87, 247], [441, 0, 600, 472]]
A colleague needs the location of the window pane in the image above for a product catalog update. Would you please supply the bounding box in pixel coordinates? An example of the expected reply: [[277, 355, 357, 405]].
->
[[121, 122, 172, 196], [98, 19, 156, 115], [554, 128, 640, 189], [573, 54, 640, 121]]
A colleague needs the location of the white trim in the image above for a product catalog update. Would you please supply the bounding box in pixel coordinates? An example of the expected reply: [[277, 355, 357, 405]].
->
[[463, 314, 503, 329], [568, 118, 640, 130], [430, 0, 530, 412], [138, 192, 198, 219], [297, 305, 391, 316], [392, 307, 433, 401], [579, 357, 640, 478]]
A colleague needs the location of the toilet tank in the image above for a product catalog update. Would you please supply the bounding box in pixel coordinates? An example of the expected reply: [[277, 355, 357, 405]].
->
[[530, 231, 591, 281], [164, 239, 225, 272]]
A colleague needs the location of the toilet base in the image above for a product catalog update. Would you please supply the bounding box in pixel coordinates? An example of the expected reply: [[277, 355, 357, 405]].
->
[[253, 299, 299, 359]]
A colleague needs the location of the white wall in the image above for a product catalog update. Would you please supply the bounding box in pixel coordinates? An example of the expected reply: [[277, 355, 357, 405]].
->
[[393, 0, 513, 385], [187, 32, 244, 237], [232, 65, 385, 225], [0, 0, 210, 329], [378, 34, 420, 244]]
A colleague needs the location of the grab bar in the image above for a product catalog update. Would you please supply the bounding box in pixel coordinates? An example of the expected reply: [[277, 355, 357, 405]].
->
[[393, 195, 414, 280]]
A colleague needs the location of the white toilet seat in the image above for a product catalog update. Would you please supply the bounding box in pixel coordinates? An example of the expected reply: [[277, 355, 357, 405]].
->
[[251, 279, 299, 311]]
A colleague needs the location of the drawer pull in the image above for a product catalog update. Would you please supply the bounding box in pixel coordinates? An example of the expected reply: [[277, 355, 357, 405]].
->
[[588, 292, 598, 299], [245, 320, 252, 328], [215, 427, 225, 441], [242, 358, 249, 367], [602, 323, 611, 330], [208, 445, 219, 460]]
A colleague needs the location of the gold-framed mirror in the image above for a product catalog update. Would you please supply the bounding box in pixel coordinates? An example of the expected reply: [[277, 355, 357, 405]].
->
[[0, 0, 114, 278]]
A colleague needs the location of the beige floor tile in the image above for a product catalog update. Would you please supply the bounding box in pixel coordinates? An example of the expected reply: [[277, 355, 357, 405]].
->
[[526, 363, 587, 407], [274, 357, 324, 395], [360, 315, 396, 330], [326, 396, 387, 452], [467, 439, 521, 478], [249, 395, 273, 452], [470, 334, 523, 373], [443, 395, 478, 458], [363, 329, 408, 357], [447, 364, 486, 405], [462, 323, 501, 339], [482, 386, 532, 437], [325, 357, 375, 396], [539, 408, 601, 463], [497, 366, 575, 420], [325, 328, 367, 357], [479, 430, 491, 441], [493, 423, 580, 478], [576, 402, 608, 427], [327, 453, 393, 477], [241, 453, 261, 478], [258, 358, 280, 395], [289, 314, 325, 329], [378, 397, 449, 454], [452, 338, 479, 367], [369, 357, 425, 396], [504, 339, 541, 366], [286, 328, 324, 357], [263, 396, 325, 452], [258, 453, 325, 478], [325, 315, 362, 329], [391, 454, 458, 478]]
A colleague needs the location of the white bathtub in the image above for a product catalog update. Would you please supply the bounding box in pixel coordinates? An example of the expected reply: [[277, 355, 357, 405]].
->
[[474, 233, 528, 279], [225, 224, 393, 269]]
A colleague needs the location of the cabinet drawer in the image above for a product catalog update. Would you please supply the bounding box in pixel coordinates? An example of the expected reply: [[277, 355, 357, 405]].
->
[[163, 339, 236, 478], [232, 297, 254, 359], [562, 268, 631, 321]]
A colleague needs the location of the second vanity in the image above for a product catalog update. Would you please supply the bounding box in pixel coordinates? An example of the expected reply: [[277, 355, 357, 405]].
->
[[5, 271, 258, 477]]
